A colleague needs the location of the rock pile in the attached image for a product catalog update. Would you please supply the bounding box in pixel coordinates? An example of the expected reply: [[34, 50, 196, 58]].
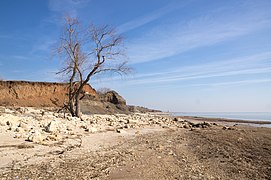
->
[[0, 107, 213, 144]]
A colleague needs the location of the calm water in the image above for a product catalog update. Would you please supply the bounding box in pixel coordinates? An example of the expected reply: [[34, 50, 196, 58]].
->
[[172, 112, 271, 122]]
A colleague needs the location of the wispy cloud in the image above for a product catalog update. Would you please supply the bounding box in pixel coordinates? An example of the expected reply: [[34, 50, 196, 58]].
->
[[48, 0, 91, 12], [132, 53, 271, 85], [0, 34, 11, 39], [132, 67, 271, 85], [9, 55, 32, 60], [117, 1, 189, 34], [153, 78, 271, 91], [203, 78, 271, 87], [126, 1, 271, 64], [0, 33, 29, 41], [94, 51, 271, 86], [30, 38, 57, 55], [46, 0, 91, 25]]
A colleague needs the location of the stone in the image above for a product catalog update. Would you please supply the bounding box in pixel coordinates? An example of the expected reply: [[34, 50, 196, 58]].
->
[[184, 124, 191, 129], [45, 120, 59, 133], [116, 129, 126, 133], [27, 130, 43, 143], [6, 121, 12, 126], [16, 107, 27, 114], [67, 116, 81, 121], [18, 122, 28, 129], [173, 117, 178, 122], [119, 119, 129, 124], [15, 127, 25, 133], [14, 134, 22, 138], [109, 122, 115, 126], [0, 121, 5, 126], [0, 107, 5, 113], [86, 127, 98, 133], [223, 126, 235, 130]]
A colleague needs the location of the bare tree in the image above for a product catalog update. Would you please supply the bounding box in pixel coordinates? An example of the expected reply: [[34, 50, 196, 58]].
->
[[56, 16, 130, 118]]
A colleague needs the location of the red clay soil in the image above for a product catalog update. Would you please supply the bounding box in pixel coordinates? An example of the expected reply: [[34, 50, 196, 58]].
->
[[0, 81, 96, 107]]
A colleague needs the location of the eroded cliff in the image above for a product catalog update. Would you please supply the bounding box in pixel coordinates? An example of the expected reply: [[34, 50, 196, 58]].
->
[[0, 81, 96, 107]]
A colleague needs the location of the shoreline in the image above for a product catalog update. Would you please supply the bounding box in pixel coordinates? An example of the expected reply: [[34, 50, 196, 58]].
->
[[175, 115, 271, 125], [150, 111, 271, 125]]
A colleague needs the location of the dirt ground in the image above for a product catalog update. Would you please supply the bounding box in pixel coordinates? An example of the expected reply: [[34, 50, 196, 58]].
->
[[1, 123, 270, 180]]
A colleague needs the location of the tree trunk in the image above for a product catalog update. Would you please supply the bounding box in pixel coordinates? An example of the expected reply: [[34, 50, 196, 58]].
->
[[69, 100, 76, 117], [75, 92, 81, 119]]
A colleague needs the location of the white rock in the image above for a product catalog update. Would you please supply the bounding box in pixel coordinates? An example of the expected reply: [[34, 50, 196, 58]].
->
[[18, 122, 28, 129], [27, 130, 43, 143], [67, 116, 81, 121], [116, 129, 127, 134], [4, 108, 15, 113], [0, 121, 5, 126], [15, 127, 25, 133], [16, 107, 27, 114], [0, 107, 5, 113], [87, 127, 98, 133], [14, 134, 22, 138], [45, 120, 59, 133]]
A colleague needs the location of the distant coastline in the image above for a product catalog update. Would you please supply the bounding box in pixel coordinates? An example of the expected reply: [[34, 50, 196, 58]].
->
[[172, 112, 271, 121], [172, 112, 271, 128]]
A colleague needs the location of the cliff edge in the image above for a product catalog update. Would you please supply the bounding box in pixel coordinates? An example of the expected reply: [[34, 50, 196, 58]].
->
[[0, 80, 160, 114], [0, 81, 96, 107]]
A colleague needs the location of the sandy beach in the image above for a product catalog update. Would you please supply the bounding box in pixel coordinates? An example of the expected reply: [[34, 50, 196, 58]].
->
[[0, 107, 270, 179]]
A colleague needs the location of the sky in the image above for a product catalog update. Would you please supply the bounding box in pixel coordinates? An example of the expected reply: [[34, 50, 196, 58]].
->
[[0, 0, 271, 112]]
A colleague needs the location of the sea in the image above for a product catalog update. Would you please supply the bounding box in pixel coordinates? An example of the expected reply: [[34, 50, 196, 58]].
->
[[172, 112, 271, 127]]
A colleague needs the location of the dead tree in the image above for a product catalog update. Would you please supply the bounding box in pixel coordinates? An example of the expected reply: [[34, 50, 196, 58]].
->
[[56, 16, 130, 118]]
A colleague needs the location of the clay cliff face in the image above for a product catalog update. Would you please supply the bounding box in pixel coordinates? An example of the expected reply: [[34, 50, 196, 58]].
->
[[0, 81, 96, 107]]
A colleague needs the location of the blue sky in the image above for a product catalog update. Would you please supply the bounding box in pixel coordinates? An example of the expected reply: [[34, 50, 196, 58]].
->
[[0, 0, 271, 112]]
